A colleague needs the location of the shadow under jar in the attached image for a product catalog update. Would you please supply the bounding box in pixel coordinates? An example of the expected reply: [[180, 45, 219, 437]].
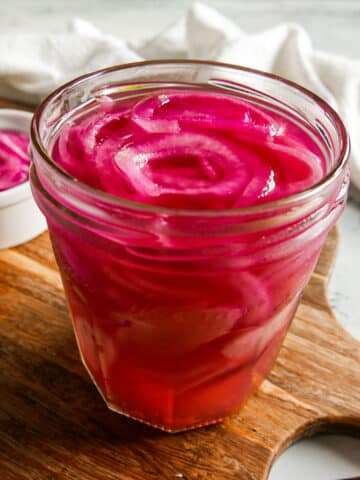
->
[[30, 60, 349, 432]]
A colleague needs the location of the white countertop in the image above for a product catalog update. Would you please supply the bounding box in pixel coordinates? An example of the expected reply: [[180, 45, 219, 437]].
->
[[1, 1, 359, 478]]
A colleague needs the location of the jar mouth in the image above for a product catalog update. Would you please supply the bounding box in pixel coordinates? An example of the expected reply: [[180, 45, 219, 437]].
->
[[30, 59, 350, 218]]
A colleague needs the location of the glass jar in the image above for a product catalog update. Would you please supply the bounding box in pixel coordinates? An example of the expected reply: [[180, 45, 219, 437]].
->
[[30, 60, 349, 432]]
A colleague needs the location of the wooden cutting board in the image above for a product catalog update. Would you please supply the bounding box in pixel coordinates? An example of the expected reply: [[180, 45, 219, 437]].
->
[[0, 101, 359, 480]]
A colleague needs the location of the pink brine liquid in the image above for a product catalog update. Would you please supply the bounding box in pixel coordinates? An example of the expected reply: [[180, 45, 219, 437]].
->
[[49, 88, 329, 431]]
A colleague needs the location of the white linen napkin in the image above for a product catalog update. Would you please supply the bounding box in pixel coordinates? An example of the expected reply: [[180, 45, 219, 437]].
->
[[1, 2, 359, 188]]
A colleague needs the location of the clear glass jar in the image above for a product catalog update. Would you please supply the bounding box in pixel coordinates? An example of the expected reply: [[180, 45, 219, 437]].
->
[[30, 60, 349, 432]]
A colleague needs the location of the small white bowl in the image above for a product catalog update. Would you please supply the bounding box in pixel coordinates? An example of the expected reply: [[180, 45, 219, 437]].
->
[[0, 109, 47, 249]]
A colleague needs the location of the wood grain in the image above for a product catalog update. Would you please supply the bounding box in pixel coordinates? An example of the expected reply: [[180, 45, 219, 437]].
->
[[0, 101, 359, 480]]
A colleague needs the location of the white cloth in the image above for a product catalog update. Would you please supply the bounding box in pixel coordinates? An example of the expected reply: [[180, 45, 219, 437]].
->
[[1, 2, 359, 188]]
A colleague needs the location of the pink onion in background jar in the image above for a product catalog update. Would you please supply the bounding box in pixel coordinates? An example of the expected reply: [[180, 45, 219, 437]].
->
[[0, 109, 46, 249], [0, 128, 30, 192], [30, 61, 349, 432]]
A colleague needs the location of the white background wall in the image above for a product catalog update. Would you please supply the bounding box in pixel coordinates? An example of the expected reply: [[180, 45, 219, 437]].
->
[[2, 0, 360, 57]]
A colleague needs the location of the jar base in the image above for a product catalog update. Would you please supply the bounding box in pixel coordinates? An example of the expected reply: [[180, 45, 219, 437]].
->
[[79, 351, 230, 433]]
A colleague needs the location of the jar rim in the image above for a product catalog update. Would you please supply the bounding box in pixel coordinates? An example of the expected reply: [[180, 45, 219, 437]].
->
[[31, 59, 350, 218]]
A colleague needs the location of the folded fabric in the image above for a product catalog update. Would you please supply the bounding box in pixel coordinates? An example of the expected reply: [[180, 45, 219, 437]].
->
[[1, 2, 359, 188]]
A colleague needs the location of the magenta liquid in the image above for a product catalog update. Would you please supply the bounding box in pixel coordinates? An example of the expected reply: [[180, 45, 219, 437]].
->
[[32, 85, 344, 432], [0, 129, 30, 191]]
